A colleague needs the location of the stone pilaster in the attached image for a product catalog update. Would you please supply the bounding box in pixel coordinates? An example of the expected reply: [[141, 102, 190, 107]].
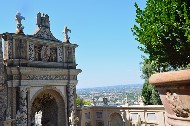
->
[[72, 47, 76, 64], [0, 35, 7, 122], [67, 83, 77, 126], [18, 86, 28, 125], [28, 42, 34, 61], [0, 36, 4, 84], [57, 46, 63, 62]]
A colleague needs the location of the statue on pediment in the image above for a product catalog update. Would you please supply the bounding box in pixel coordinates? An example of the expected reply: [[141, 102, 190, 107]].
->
[[63, 26, 71, 42], [15, 11, 25, 33]]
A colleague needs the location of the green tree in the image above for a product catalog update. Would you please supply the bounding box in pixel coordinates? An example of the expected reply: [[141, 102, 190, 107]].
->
[[132, 1, 190, 69], [132, 0, 190, 105], [141, 58, 161, 105], [76, 95, 92, 107]]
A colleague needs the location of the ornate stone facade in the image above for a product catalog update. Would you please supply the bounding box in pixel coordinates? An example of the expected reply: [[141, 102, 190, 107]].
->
[[0, 12, 81, 126], [0, 36, 7, 123], [28, 42, 35, 61]]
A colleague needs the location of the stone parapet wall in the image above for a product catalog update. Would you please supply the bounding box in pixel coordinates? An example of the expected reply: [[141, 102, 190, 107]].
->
[[77, 105, 167, 126]]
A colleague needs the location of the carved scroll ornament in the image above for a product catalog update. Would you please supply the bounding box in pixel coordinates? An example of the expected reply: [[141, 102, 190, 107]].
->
[[166, 92, 190, 117]]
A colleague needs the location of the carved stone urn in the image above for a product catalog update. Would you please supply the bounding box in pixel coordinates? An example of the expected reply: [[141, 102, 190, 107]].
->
[[149, 69, 190, 126]]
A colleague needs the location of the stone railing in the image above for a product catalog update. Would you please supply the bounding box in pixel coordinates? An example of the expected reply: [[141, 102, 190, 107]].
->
[[77, 105, 166, 126]]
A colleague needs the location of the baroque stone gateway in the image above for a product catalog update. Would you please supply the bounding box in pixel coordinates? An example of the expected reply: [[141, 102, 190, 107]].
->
[[0, 12, 81, 126]]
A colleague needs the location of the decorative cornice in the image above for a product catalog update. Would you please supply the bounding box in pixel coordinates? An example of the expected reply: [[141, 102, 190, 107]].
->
[[7, 67, 82, 75], [33, 27, 59, 41], [149, 69, 190, 86]]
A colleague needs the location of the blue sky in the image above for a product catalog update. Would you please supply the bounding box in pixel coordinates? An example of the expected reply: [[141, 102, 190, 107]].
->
[[0, 0, 146, 88]]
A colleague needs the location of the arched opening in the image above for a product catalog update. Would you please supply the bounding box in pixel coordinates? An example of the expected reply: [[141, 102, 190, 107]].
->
[[30, 89, 66, 126], [110, 113, 123, 126]]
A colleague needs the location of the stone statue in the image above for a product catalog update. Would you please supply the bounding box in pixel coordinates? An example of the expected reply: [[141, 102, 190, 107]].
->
[[15, 11, 25, 25], [15, 11, 25, 33], [5, 107, 11, 120], [15, 110, 21, 125], [136, 115, 142, 126], [67, 47, 72, 62], [92, 96, 96, 106], [35, 47, 39, 61], [69, 110, 79, 126], [103, 97, 108, 106], [124, 96, 129, 106], [50, 49, 56, 62], [35, 111, 42, 126], [138, 96, 145, 106], [41, 46, 50, 62], [63, 26, 71, 42]]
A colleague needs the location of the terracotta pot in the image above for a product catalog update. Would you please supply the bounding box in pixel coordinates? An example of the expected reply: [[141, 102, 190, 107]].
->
[[149, 69, 190, 126]]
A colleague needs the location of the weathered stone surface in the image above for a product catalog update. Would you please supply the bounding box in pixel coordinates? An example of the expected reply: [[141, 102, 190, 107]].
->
[[150, 69, 190, 126], [149, 69, 190, 85], [1, 13, 81, 126]]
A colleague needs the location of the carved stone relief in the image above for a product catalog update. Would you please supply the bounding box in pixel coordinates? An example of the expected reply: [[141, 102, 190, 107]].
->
[[34, 27, 58, 41], [4, 41, 8, 59], [8, 40, 13, 59], [41, 46, 50, 62], [16, 39, 26, 59], [0, 85, 7, 121], [166, 91, 190, 117], [34, 45, 57, 62], [57, 46, 63, 62], [34, 45, 41, 61], [26, 75, 68, 80], [13, 75, 20, 80], [18, 86, 29, 125], [66, 47, 73, 63], [72, 48, 76, 63], [67, 84, 75, 114], [28, 42, 34, 61], [67, 84, 77, 126], [50, 48, 57, 62]]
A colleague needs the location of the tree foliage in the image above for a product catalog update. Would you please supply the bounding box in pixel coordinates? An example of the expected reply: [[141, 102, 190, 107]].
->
[[76, 95, 92, 107], [132, 0, 190, 105], [132, 0, 190, 69], [141, 58, 162, 105]]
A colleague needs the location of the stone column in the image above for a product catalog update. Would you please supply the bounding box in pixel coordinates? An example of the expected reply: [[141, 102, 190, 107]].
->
[[18, 86, 28, 125]]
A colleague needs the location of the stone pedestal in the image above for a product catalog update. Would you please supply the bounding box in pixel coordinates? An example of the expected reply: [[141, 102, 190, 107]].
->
[[150, 69, 190, 126], [1, 119, 14, 126]]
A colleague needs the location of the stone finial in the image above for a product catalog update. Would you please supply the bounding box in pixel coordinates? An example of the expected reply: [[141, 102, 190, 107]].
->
[[63, 26, 71, 42], [36, 12, 50, 28], [15, 11, 25, 34]]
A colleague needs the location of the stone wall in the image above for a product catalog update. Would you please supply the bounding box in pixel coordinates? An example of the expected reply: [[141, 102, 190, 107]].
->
[[0, 35, 7, 122]]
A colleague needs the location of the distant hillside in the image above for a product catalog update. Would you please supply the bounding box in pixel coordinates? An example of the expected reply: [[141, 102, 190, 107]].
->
[[76, 84, 143, 105], [77, 84, 143, 92]]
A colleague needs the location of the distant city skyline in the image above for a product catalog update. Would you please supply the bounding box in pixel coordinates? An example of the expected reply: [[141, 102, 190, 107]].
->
[[0, 0, 146, 88]]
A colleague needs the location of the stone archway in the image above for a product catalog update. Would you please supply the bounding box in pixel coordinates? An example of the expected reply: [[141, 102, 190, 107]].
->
[[30, 89, 66, 126], [109, 113, 123, 126]]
